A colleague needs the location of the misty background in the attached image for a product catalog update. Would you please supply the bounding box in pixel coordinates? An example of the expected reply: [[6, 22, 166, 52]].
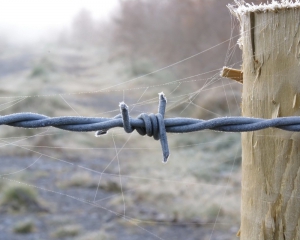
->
[[0, 1, 269, 240]]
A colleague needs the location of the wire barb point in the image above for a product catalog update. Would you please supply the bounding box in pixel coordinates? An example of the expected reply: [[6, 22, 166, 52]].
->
[[95, 130, 108, 136], [119, 101, 128, 110], [162, 153, 169, 164]]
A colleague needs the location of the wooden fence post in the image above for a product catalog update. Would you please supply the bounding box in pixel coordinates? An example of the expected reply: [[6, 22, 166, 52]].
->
[[229, 2, 300, 239]]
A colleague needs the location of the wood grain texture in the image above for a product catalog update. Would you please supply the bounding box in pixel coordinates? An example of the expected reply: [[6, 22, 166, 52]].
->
[[238, 8, 300, 240]]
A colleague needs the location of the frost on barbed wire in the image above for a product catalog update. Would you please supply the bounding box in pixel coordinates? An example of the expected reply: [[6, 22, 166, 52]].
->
[[3, 93, 300, 164], [228, 0, 300, 15]]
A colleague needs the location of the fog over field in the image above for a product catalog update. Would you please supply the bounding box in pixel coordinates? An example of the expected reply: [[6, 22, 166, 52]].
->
[[0, 0, 118, 43]]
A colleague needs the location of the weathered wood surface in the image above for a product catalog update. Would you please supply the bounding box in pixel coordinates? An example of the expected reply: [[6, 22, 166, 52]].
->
[[235, 7, 300, 240]]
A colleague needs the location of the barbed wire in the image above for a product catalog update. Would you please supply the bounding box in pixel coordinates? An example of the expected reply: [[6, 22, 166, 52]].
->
[[1, 92, 300, 163]]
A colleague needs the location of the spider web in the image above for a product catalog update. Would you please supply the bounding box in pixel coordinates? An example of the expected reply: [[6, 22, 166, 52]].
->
[[0, 2, 290, 239]]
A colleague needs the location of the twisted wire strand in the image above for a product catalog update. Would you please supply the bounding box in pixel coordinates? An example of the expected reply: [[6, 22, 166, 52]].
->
[[1, 92, 300, 163]]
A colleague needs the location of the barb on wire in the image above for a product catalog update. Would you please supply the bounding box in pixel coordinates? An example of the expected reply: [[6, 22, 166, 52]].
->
[[1, 92, 300, 163]]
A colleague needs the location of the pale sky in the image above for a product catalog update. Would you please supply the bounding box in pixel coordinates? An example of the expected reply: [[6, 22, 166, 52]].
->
[[0, 0, 119, 42]]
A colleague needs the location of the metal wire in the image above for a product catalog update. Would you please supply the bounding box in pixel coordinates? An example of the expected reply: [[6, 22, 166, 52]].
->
[[2, 92, 300, 163]]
